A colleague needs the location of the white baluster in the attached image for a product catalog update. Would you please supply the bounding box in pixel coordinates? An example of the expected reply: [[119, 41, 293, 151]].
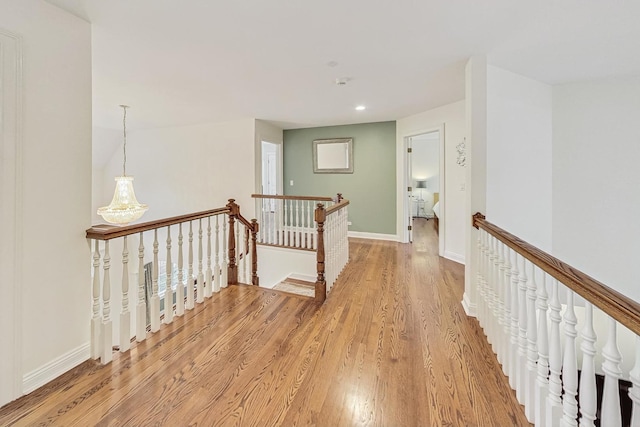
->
[[476, 230, 486, 330], [491, 236, 502, 350], [261, 198, 267, 244], [164, 227, 174, 324], [547, 278, 563, 427], [509, 250, 520, 389], [535, 272, 549, 427], [560, 290, 578, 427], [517, 254, 528, 403], [205, 217, 213, 298], [284, 199, 289, 246], [307, 200, 313, 249], [486, 235, 497, 345], [197, 219, 204, 303], [246, 225, 251, 282], [496, 242, 507, 365], [236, 219, 242, 282], [187, 222, 195, 309], [502, 246, 512, 377], [257, 198, 263, 244], [628, 336, 640, 427], [151, 231, 160, 332], [136, 232, 147, 342], [120, 236, 131, 352], [601, 316, 623, 426], [176, 224, 184, 316], [482, 234, 493, 339], [222, 214, 228, 288], [214, 215, 221, 293], [91, 240, 101, 359], [483, 231, 491, 330], [101, 240, 113, 364], [578, 302, 597, 427], [276, 199, 282, 246], [295, 199, 300, 247], [525, 261, 538, 422]]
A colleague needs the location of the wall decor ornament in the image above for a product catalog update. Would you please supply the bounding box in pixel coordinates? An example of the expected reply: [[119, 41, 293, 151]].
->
[[456, 138, 466, 167]]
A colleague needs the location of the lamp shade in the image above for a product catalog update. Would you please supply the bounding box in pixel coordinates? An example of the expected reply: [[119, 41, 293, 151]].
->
[[416, 180, 427, 189], [97, 176, 148, 225]]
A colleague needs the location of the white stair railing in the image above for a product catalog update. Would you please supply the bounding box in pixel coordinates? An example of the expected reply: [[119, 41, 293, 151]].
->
[[313, 199, 349, 303], [472, 212, 640, 427], [252, 194, 338, 250], [87, 200, 257, 365]]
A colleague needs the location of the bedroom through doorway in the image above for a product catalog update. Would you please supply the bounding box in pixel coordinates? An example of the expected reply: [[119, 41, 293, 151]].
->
[[406, 130, 442, 254]]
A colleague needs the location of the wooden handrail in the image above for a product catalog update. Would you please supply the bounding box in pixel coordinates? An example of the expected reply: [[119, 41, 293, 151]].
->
[[86, 200, 259, 287], [473, 212, 640, 336], [86, 207, 230, 240], [251, 193, 334, 202], [326, 199, 350, 216]]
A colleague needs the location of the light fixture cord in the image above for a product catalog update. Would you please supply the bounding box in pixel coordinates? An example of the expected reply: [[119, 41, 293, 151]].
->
[[122, 105, 128, 176]]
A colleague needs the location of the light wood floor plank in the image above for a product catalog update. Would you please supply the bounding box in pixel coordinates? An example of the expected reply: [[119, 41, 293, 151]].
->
[[0, 218, 529, 426]]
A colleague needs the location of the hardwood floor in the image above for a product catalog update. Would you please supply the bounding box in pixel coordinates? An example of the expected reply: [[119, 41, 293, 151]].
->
[[0, 218, 529, 426]]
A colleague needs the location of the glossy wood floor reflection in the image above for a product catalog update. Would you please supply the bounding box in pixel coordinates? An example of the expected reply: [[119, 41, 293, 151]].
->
[[0, 218, 529, 426]]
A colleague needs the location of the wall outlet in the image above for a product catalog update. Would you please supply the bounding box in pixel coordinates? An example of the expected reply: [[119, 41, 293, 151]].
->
[[289, 180, 294, 186], [347, 221, 352, 226]]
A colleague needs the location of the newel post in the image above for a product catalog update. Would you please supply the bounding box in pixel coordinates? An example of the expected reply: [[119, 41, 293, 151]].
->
[[251, 219, 259, 286], [472, 212, 486, 229], [227, 199, 238, 285], [315, 203, 327, 303]]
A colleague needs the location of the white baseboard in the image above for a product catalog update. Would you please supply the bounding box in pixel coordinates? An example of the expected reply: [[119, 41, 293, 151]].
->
[[462, 293, 476, 317], [443, 251, 465, 265], [288, 273, 316, 283], [348, 231, 398, 242], [23, 342, 90, 394]]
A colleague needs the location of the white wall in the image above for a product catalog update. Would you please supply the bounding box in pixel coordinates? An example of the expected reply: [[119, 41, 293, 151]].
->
[[397, 100, 467, 262], [257, 246, 316, 289], [0, 0, 92, 402], [486, 65, 553, 251], [100, 118, 257, 222], [552, 76, 640, 301]]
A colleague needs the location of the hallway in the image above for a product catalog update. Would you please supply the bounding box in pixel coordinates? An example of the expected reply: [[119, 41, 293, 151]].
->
[[0, 219, 528, 426]]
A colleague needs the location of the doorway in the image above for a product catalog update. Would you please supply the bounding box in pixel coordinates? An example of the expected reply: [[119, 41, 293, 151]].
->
[[261, 141, 282, 210], [403, 126, 445, 256]]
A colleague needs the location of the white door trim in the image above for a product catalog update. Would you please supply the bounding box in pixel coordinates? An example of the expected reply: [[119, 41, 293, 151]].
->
[[0, 28, 24, 406]]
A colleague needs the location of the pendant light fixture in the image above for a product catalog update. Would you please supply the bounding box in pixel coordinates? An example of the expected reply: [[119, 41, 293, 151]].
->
[[97, 105, 148, 225]]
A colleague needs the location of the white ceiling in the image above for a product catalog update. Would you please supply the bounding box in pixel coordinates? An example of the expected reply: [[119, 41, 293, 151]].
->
[[45, 0, 640, 131]]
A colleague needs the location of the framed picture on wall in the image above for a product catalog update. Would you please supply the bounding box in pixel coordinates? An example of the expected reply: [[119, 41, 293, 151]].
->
[[312, 138, 353, 173]]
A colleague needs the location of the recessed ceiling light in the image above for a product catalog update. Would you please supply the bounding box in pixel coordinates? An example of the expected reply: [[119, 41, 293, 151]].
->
[[355, 105, 366, 111]]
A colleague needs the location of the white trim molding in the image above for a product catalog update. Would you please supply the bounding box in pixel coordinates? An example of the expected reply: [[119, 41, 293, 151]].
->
[[288, 273, 316, 283], [443, 250, 465, 265], [348, 231, 399, 242], [462, 292, 477, 317], [22, 343, 90, 395]]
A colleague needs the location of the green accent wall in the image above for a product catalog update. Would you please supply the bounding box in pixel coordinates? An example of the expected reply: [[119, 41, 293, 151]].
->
[[283, 121, 396, 235]]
